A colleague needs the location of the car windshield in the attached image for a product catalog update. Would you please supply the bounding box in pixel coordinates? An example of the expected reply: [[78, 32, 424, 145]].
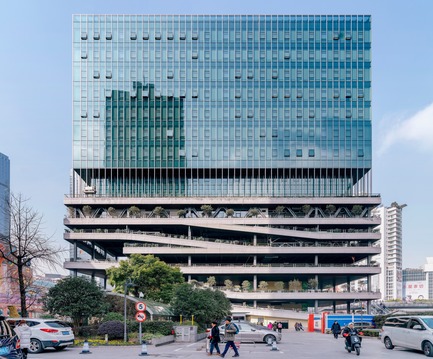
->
[[421, 318, 433, 329]]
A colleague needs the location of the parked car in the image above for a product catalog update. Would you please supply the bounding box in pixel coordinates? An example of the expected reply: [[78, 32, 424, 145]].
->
[[6, 318, 74, 354], [219, 321, 281, 344], [0, 316, 23, 359], [381, 315, 433, 357]]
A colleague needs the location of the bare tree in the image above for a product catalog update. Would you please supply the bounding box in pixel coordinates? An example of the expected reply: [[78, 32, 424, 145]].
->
[[0, 193, 65, 317]]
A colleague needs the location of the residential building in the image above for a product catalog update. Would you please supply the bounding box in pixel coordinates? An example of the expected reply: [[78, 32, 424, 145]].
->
[[371, 203, 406, 300], [65, 15, 381, 313]]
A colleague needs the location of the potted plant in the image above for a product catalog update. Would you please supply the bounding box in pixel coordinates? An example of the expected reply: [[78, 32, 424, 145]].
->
[[275, 281, 285, 291], [288, 279, 302, 292], [152, 206, 165, 218], [206, 276, 216, 287], [82, 205, 92, 217], [107, 207, 116, 217], [225, 208, 234, 218], [224, 279, 233, 290], [301, 204, 311, 216], [128, 206, 141, 218], [325, 204, 336, 216], [177, 209, 186, 218], [258, 281, 268, 291], [351, 205, 363, 216], [307, 278, 319, 291], [200, 204, 213, 217], [241, 280, 251, 292]]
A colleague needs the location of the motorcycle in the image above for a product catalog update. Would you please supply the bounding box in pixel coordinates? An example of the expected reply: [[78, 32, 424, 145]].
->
[[344, 330, 362, 356]]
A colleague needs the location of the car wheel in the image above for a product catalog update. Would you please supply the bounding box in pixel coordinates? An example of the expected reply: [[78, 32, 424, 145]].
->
[[264, 335, 276, 345], [29, 339, 44, 354], [384, 337, 394, 350], [54, 346, 67, 351], [423, 341, 433, 357]]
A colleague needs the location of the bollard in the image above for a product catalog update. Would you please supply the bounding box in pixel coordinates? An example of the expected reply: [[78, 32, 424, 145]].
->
[[270, 341, 279, 351], [80, 340, 91, 354], [139, 341, 148, 356]]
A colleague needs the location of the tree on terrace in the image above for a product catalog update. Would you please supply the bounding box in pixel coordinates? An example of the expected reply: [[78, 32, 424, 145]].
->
[[0, 193, 64, 317]]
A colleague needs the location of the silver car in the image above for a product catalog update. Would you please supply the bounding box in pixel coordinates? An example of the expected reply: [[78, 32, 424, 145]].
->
[[219, 322, 281, 344]]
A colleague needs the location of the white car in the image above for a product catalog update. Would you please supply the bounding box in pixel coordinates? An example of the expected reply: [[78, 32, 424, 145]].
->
[[7, 318, 74, 353], [219, 321, 281, 344], [381, 315, 433, 357]]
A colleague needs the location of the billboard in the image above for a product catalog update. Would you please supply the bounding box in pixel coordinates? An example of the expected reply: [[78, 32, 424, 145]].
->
[[404, 280, 428, 300]]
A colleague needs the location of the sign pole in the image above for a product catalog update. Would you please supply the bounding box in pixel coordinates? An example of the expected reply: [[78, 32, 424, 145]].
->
[[139, 321, 142, 344]]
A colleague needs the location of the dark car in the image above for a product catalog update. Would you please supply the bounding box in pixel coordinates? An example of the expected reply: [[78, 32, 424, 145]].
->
[[0, 316, 23, 359]]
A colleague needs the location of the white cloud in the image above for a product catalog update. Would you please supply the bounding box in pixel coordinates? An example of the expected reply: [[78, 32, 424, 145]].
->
[[379, 102, 433, 154]]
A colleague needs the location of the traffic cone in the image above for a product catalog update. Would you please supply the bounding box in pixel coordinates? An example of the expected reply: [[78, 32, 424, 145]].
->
[[139, 341, 148, 356], [270, 341, 279, 351], [80, 339, 91, 354]]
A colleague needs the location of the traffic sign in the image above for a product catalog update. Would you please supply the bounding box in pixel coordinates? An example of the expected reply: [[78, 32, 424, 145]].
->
[[135, 302, 146, 312], [135, 312, 146, 322]]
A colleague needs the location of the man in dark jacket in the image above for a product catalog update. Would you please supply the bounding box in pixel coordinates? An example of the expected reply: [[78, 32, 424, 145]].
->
[[220, 317, 240, 358], [342, 323, 362, 349], [208, 321, 221, 356], [331, 321, 341, 339]]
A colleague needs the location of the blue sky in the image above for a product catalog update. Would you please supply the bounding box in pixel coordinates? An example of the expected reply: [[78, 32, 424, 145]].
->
[[0, 0, 432, 270]]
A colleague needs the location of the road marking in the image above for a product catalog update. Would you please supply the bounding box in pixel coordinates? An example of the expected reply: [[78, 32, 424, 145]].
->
[[174, 348, 183, 352], [187, 343, 196, 347]]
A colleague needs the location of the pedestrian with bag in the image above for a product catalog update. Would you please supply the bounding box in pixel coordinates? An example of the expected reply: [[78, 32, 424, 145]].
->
[[220, 317, 240, 358], [208, 321, 221, 356]]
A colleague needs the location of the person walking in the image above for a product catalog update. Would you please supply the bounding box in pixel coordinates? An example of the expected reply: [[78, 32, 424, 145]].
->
[[267, 322, 273, 330], [208, 321, 221, 356], [331, 321, 341, 339], [14, 320, 31, 359], [220, 317, 240, 358]]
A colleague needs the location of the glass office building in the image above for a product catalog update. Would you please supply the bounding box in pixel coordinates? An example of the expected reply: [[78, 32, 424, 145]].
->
[[0, 152, 10, 238], [66, 15, 381, 312]]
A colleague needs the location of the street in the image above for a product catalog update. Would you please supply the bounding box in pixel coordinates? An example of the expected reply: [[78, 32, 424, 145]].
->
[[31, 331, 428, 359]]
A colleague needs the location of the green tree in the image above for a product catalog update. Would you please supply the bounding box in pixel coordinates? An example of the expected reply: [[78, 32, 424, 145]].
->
[[171, 283, 231, 326], [351, 205, 363, 216], [106, 254, 184, 303], [43, 276, 107, 332]]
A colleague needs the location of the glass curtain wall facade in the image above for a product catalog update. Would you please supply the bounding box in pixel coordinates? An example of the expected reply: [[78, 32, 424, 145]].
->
[[72, 15, 372, 198], [0, 153, 10, 238], [67, 15, 380, 312]]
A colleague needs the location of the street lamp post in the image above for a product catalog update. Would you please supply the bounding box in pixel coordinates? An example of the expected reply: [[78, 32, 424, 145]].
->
[[124, 279, 135, 342]]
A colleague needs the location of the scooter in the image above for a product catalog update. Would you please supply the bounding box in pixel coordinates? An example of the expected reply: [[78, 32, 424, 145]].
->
[[344, 331, 362, 356]]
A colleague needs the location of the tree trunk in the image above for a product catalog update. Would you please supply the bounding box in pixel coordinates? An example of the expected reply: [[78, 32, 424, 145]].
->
[[17, 260, 28, 317]]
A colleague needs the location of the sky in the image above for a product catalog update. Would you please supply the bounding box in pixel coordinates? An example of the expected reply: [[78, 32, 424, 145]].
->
[[0, 0, 432, 271]]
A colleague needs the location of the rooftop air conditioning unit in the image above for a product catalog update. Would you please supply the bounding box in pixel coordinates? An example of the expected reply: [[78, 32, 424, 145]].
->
[[84, 186, 96, 194]]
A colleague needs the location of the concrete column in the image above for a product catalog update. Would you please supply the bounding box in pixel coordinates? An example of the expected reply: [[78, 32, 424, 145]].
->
[[188, 275, 191, 282], [73, 242, 78, 260], [188, 226, 191, 239], [253, 300, 257, 309], [314, 256, 318, 266], [333, 301, 336, 313], [346, 301, 351, 314], [367, 275, 371, 291], [91, 271, 95, 280], [314, 300, 318, 314], [253, 235, 257, 246], [347, 277, 351, 292], [92, 243, 96, 260], [253, 275, 257, 290], [367, 301, 371, 314], [253, 256, 257, 266], [188, 256, 191, 266]]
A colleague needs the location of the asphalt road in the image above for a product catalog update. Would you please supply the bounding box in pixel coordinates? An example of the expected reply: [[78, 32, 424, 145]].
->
[[31, 331, 428, 359]]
